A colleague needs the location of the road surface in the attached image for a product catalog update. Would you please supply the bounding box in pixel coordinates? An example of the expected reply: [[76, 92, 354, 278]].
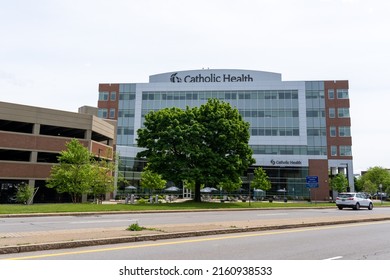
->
[[2, 220, 390, 260]]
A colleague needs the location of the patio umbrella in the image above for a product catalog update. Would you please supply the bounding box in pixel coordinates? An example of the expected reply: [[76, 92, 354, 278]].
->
[[165, 186, 180, 192], [201, 187, 218, 193], [125, 186, 137, 190], [254, 189, 265, 193]]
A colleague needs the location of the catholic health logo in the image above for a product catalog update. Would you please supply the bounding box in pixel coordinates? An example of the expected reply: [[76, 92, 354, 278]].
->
[[271, 159, 302, 165], [170, 73, 182, 83], [170, 72, 253, 83]]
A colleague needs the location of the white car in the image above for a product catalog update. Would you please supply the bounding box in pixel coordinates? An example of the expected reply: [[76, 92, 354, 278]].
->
[[336, 192, 373, 210]]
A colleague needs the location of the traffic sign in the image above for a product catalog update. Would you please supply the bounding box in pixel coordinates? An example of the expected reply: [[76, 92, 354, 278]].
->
[[306, 176, 319, 188]]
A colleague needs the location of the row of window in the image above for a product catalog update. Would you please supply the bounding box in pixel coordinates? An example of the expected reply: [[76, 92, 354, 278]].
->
[[116, 126, 350, 138], [330, 126, 351, 137], [138, 108, 348, 119], [141, 90, 299, 101], [328, 89, 349, 99], [112, 108, 348, 120], [239, 109, 299, 118], [103, 107, 350, 125], [99, 88, 348, 102], [250, 145, 327, 155], [251, 128, 300, 136], [330, 145, 352, 156], [99, 91, 117, 101], [329, 107, 350, 118], [98, 108, 116, 119]]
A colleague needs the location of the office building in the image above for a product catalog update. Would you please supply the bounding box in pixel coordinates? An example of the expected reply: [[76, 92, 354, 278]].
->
[[98, 69, 353, 200]]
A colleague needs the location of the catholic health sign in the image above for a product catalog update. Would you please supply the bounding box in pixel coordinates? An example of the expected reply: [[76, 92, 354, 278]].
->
[[149, 69, 282, 84], [170, 72, 253, 83]]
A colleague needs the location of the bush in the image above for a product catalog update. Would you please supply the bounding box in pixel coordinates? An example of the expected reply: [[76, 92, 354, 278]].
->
[[127, 223, 145, 231], [16, 184, 34, 204], [137, 198, 147, 204]]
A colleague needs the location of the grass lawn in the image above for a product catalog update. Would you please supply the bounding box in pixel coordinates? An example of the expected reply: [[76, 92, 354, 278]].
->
[[1, 201, 388, 215], [0, 201, 333, 214]]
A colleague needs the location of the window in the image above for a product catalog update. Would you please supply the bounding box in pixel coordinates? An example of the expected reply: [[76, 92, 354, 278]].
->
[[109, 108, 116, 119], [330, 126, 336, 137], [98, 108, 108, 118], [329, 108, 335, 118], [328, 89, 335, 99], [339, 126, 351, 137], [339, 146, 352, 156], [338, 108, 350, 118], [331, 146, 337, 156], [99, 92, 109, 101], [337, 89, 349, 99], [110, 91, 117, 101]]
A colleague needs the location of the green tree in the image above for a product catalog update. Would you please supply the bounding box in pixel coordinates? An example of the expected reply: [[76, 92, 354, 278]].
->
[[330, 173, 348, 193], [90, 159, 115, 201], [47, 139, 114, 203], [137, 99, 255, 202], [357, 166, 390, 195], [250, 167, 272, 192], [218, 177, 242, 193], [140, 167, 167, 194], [15, 183, 34, 204]]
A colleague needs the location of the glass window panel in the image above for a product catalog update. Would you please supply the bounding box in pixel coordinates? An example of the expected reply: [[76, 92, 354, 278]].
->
[[337, 89, 349, 99], [329, 108, 335, 118], [328, 89, 334, 99], [331, 146, 337, 156]]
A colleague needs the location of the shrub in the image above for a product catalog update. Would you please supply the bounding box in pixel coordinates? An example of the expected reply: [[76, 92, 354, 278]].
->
[[16, 184, 34, 204], [127, 223, 145, 231]]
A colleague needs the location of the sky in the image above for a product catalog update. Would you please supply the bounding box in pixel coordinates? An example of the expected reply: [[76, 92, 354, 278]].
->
[[1, 0, 389, 173]]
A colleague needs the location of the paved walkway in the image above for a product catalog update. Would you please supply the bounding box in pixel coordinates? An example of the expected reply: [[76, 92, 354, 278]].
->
[[1, 210, 390, 254]]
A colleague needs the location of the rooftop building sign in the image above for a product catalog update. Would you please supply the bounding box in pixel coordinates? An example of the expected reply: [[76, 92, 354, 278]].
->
[[149, 69, 282, 84]]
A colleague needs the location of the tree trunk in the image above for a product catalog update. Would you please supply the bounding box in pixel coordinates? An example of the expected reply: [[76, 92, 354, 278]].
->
[[194, 181, 202, 202]]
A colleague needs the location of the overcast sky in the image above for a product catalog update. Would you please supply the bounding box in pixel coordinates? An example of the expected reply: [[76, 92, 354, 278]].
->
[[1, 0, 389, 173]]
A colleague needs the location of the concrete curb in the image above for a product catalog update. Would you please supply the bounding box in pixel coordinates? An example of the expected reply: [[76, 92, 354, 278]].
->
[[2, 216, 390, 255]]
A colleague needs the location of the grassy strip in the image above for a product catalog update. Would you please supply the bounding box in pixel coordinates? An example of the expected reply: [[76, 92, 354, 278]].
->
[[0, 201, 331, 214], [1, 201, 388, 215]]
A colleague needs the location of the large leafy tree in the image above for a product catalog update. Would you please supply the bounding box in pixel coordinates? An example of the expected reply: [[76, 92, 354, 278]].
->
[[47, 139, 114, 202], [137, 99, 255, 202], [356, 166, 390, 195]]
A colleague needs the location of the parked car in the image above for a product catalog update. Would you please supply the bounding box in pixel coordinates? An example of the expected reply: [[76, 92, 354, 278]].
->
[[336, 192, 373, 210], [372, 192, 388, 200]]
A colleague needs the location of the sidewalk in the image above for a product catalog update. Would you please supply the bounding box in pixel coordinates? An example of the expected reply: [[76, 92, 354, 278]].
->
[[1, 210, 390, 254]]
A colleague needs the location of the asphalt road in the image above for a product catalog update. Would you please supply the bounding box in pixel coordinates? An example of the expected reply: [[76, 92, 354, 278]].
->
[[2, 207, 390, 234], [3, 220, 390, 260]]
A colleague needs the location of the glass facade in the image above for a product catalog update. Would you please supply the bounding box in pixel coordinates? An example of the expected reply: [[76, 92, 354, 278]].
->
[[305, 81, 327, 156]]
